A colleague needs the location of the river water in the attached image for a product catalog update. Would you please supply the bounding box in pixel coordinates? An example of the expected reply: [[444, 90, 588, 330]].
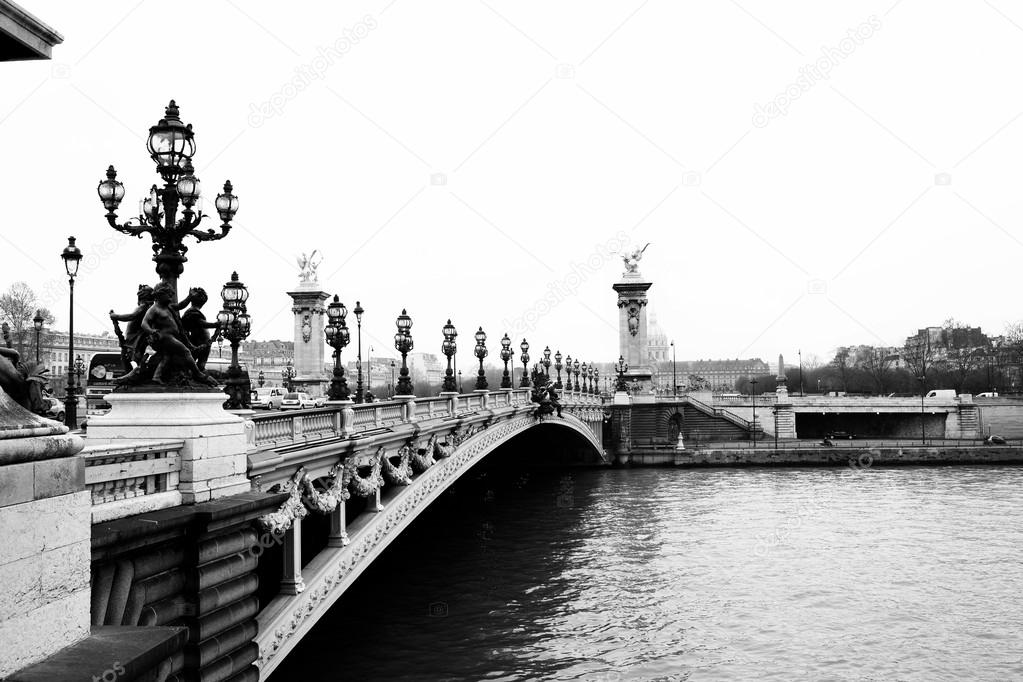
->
[[270, 464, 1023, 681]]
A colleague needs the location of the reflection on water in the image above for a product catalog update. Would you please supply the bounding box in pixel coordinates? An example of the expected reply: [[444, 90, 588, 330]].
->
[[270, 465, 1023, 681]]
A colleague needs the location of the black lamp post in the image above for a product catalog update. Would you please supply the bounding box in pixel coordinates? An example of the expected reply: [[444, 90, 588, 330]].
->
[[573, 359, 580, 394], [97, 101, 239, 298], [394, 309, 414, 396], [519, 338, 530, 388], [353, 301, 364, 403], [60, 236, 82, 428], [218, 271, 251, 409], [918, 375, 926, 444], [390, 360, 396, 397], [499, 334, 513, 389], [565, 355, 573, 391], [615, 355, 630, 391], [457, 369, 462, 393], [324, 295, 351, 401], [542, 346, 551, 379], [258, 370, 265, 388], [750, 377, 758, 446], [282, 361, 295, 392], [33, 310, 44, 364], [671, 340, 677, 397], [474, 327, 488, 390], [592, 366, 599, 396], [554, 350, 563, 389], [442, 320, 458, 393], [580, 362, 588, 394]]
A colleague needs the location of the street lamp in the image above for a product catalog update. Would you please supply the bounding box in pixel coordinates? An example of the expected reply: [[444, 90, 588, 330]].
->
[[33, 310, 44, 364], [258, 370, 265, 388], [282, 361, 295, 391], [581, 362, 588, 394], [97, 101, 238, 297], [592, 366, 599, 396], [474, 327, 488, 390], [798, 349, 804, 397], [519, 338, 530, 388], [615, 355, 630, 392], [394, 309, 414, 396], [457, 369, 462, 393], [542, 346, 552, 379], [671, 340, 677, 398], [499, 334, 513, 389], [750, 377, 758, 446], [60, 236, 82, 428], [441, 320, 458, 393], [324, 295, 351, 401], [390, 360, 396, 397], [573, 359, 581, 394], [554, 350, 563, 389], [918, 375, 926, 444], [565, 355, 573, 392], [353, 301, 365, 403], [218, 272, 251, 409]]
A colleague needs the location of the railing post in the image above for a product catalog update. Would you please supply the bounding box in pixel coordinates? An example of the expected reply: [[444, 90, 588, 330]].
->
[[339, 405, 355, 438], [280, 518, 305, 595], [327, 501, 349, 547]]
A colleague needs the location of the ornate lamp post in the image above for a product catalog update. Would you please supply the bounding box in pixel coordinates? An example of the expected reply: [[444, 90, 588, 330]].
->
[[499, 334, 513, 389], [573, 359, 581, 394], [474, 327, 488, 390], [615, 355, 630, 391], [324, 295, 351, 401], [33, 310, 44, 363], [60, 237, 82, 428], [592, 366, 599, 396], [394, 309, 414, 396], [282, 361, 295, 391], [554, 350, 563, 389], [749, 377, 758, 446], [390, 360, 396, 397], [542, 346, 552, 379], [97, 101, 239, 297], [565, 354, 573, 392], [580, 362, 588, 394], [519, 338, 530, 388], [218, 272, 251, 409], [258, 370, 265, 388], [353, 301, 365, 403], [457, 369, 462, 393], [441, 320, 458, 393]]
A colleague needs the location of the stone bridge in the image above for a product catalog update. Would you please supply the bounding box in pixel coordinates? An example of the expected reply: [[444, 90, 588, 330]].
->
[[67, 388, 605, 682]]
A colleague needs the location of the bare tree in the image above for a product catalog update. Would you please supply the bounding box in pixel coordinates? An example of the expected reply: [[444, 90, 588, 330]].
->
[[831, 347, 853, 392], [902, 333, 935, 385], [941, 318, 986, 392], [862, 346, 897, 394], [0, 283, 55, 358]]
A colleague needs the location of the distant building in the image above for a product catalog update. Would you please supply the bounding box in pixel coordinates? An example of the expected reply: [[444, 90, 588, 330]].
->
[[407, 352, 444, 386], [647, 312, 671, 364], [653, 357, 770, 391]]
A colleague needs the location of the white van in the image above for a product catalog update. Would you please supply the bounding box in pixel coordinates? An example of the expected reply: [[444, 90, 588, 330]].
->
[[925, 389, 956, 399]]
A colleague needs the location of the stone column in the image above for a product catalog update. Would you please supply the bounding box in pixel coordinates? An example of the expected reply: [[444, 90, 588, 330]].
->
[[327, 501, 349, 547], [613, 275, 654, 392], [280, 519, 305, 595], [287, 282, 330, 399]]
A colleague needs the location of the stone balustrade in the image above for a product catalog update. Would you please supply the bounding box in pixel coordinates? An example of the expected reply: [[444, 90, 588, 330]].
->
[[82, 439, 185, 523]]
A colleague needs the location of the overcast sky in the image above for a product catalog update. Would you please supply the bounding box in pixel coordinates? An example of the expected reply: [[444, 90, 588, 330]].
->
[[4, 0, 1023, 365]]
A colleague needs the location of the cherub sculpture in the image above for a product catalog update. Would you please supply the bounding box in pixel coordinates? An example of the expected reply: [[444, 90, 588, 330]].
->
[[622, 242, 650, 274], [297, 250, 323, 283]]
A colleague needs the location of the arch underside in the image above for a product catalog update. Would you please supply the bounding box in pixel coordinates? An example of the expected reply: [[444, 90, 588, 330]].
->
[[255, 412, 605, 680]]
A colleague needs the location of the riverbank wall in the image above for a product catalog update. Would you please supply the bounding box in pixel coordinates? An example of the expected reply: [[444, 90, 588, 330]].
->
[[619, 446, 1023, 467]]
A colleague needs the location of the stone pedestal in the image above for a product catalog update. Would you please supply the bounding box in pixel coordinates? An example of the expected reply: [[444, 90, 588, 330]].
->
[[288, 283, 330, 399], [613, 274, 654, 392], [0, 391, 89, 679], [86, 391, 250, 504]]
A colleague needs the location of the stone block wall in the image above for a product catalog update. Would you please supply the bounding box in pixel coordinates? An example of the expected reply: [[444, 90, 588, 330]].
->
[[0, 454, 90, 678]]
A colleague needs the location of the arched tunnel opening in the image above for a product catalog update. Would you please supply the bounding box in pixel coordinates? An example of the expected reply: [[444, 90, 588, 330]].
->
[[264, 421, 607, 680]]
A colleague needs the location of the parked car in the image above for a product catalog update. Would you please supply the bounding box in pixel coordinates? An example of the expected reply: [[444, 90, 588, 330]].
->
[[280, 392, 316, 410], [251, 387, 287, 410], [44, 396, 64, 422], [926, 389, 957, 399], [976, 392, 999, 398], [313, 395, 327, 408], [826, 431, 855, 440]]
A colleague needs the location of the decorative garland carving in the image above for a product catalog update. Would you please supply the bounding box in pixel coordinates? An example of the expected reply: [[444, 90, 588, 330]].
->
[[257, 468, 309, 535], [411, 434, 437, 473], [382, 444, 414, 486], [302, 461, 351, 514], [255, 413, 604, 673], [347, 449, 384, 498]]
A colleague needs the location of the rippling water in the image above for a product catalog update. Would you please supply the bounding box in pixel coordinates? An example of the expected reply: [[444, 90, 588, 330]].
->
[[270, 465, 1023, 681]]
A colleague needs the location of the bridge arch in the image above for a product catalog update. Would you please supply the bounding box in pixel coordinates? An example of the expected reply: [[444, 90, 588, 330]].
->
[[255, 409, 606, 679]]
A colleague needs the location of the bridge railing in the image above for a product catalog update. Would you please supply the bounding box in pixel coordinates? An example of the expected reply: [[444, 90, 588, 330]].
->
[[82, 439, 184, 523], [246, 389, 551, 450]]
